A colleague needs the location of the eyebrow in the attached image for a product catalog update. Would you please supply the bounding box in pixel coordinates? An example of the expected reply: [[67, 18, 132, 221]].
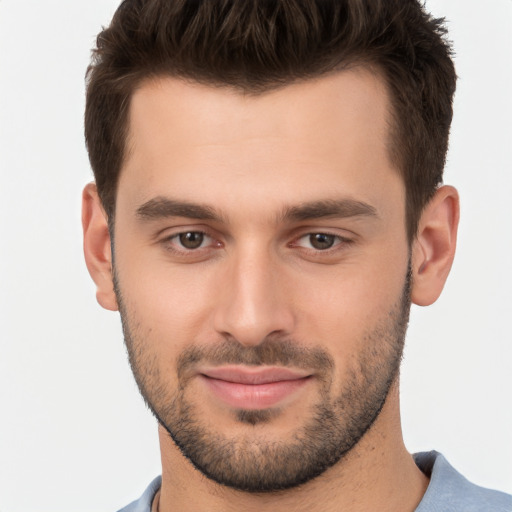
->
[[135, 197, 378, 223], [281, 199, 378, 222], [136, 197, 222, 222]]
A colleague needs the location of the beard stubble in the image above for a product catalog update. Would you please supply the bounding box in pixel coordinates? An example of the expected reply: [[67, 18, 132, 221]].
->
[[114, 267, 411, 493]]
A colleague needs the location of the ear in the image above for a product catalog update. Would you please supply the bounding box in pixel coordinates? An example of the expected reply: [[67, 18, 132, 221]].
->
[[411, 185, 460, 306], [82, 183, 118, 311]]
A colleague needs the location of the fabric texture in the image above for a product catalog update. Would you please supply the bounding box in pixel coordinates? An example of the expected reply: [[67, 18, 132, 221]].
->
[[118, 476, 161, 512], [413, 451, 511, 512], [117, 451, 512, 511]]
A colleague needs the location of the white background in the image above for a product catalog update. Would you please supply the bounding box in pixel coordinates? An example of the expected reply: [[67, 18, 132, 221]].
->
[[0, 1, 511, 510]]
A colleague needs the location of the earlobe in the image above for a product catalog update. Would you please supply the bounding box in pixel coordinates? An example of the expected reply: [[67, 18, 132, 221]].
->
[[82, 183, 118, 311], [411, 185, 460, 306]]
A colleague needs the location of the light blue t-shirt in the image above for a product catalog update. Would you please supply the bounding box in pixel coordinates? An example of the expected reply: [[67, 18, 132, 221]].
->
[[118, 451, 512, 511]]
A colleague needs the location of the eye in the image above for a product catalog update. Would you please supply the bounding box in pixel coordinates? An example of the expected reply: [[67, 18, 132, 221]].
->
[[170, 231, 213, 250], [159, 229, 223, 260], [179, 231, 205, 249], [307, 233, 336, 250], [293, 233, 348, 251]]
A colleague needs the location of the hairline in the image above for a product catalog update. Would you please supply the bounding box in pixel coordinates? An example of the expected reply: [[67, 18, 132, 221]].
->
[[109, 61, 411, 241]]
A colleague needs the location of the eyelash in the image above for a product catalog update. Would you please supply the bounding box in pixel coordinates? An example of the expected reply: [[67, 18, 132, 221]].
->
[[163, 230, 220, 253], [293, 232, 350, 249], [160, 230, 353, 257]]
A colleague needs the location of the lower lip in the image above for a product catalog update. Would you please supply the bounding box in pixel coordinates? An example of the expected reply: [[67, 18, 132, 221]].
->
[[200, 375, 311, 410]]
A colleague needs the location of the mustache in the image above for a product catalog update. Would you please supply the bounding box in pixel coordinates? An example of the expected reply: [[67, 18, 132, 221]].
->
[[177, 337, 334, 380]]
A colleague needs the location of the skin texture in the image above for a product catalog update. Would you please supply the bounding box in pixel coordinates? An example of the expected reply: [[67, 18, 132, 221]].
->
[[115, 269, 410, 492], [83, 69, 459, 511]]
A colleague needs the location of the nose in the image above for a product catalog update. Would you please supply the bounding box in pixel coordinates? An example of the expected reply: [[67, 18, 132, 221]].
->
[[213, 245, 295, 347]]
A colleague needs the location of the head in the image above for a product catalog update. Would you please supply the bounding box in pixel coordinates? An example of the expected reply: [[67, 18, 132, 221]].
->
[[83, 0, 459, 493], [85, 0, 456, 242]]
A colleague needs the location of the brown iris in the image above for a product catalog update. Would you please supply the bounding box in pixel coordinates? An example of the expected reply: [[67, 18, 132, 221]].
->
[[179, 232, 204, 249], [309, 233, 336, 250]]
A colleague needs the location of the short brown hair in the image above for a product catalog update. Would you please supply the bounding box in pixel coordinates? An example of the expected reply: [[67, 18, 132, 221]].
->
[[85, 0, 456, 241]]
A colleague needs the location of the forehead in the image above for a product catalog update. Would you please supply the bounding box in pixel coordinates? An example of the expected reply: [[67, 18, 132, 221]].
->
[[127, 67, 391, 154], [119, 69, 401, 221]]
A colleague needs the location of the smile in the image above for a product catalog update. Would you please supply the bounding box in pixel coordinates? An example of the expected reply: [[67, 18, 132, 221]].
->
[[198, 366, 313, 410]]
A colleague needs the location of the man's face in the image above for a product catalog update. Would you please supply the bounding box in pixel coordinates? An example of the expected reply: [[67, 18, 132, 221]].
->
[[112, 70, 411, 491]]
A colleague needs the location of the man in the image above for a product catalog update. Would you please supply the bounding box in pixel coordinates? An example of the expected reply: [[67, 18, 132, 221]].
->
[[81, 0, 511, 510]]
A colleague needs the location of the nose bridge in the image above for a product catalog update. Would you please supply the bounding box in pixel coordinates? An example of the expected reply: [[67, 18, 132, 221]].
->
[[213, 241, 293, 346]]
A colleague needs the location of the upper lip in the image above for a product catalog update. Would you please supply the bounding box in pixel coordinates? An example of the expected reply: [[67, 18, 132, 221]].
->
[[199, 366, 311, 385]]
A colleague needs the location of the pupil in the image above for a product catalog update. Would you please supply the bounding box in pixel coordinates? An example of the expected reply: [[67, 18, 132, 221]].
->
[[179, 232, 204, 249], [310, 233, 335, 250]]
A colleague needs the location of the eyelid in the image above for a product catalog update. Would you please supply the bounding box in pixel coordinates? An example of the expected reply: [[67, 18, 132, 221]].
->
[[156, 225, 355, 257], [159, 227, 223, 253], [289, 231, 354, 252]]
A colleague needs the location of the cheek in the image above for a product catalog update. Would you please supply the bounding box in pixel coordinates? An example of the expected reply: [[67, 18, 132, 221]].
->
[[293, 257, 409, 358], [115, 249, 219, 354]]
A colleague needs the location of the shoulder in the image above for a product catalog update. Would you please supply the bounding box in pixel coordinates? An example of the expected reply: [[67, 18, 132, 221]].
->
[[117, 476, 162, 512], [414, 451, 512, 512]]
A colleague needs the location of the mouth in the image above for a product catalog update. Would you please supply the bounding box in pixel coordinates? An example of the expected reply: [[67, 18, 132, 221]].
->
[[198, 366, 313, 410]]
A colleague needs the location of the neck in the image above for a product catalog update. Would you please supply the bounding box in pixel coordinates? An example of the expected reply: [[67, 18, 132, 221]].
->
[[156, 382, 428, 512]]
